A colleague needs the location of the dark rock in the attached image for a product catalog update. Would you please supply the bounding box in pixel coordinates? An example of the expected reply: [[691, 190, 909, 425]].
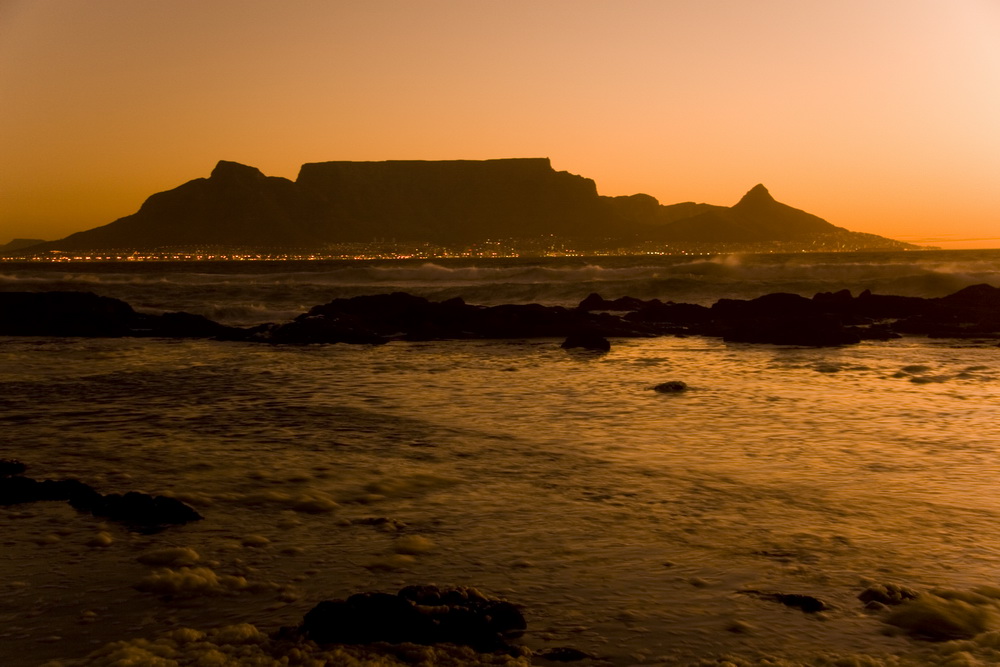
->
[[300, 585, 525, 651], [561, 333, 611, 352], [577, 294, 647, 312], [854, 290, 931, 319], [0, 476, 42, 504], [812, 289, 854, 311], [0, 291, 136, 337], [858, 583, 920, 606], [0, 291, 242, 339], [140, 311, 238, 338], [536, 647, 597, 661], [0, 468, 200, 529], [0, 476, 98, 505], [937, 283, 1000, 309], [713, 292, 819, 319], [262, 316, 389, 345], [722, 314, 862, 347], [275, 292, 650, 344], [0, 459, 26, 476], [740, 589, 828, 613], [624, 301, 710, 325], [653, 381, 688, 393], [884, 596, 992, 641], [84, 491, 203, 528]]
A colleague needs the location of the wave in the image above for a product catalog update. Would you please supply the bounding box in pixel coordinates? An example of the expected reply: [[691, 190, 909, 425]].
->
[[4, 250, 1000, 324]]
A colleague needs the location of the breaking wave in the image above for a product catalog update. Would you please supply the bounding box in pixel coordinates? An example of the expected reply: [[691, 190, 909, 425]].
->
[[3, 249, 1000, 324]]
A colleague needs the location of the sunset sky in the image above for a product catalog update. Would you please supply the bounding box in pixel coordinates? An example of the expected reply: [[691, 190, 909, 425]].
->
[[1, 0, 999, 248]]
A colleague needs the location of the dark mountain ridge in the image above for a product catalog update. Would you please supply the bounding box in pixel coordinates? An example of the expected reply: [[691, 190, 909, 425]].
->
[[16, 159, 912, 253]]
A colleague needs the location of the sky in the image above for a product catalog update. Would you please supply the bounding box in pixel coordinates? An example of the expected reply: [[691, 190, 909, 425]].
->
[[1, 0, 999, 248]]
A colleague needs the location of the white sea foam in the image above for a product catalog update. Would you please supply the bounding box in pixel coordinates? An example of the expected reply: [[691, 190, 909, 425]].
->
[[5, 251, 1000, 666]]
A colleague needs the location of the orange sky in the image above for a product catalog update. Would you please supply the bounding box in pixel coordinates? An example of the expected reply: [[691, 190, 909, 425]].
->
[[2, 0, 999, 248]]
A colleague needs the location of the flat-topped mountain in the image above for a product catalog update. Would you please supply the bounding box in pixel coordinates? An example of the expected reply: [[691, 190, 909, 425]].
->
[[17, 159, 913, 253]]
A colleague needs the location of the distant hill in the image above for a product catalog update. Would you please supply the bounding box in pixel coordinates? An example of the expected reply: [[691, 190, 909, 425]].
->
[[0, 238, 47, 255], [16, 159, 914, 254], [641, 184, 843, 243]]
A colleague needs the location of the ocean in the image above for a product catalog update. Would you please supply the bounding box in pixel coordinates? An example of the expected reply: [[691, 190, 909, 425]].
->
[[3, 249, 1000, 666]]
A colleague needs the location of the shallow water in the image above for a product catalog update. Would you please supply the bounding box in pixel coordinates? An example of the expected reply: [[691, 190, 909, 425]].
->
[[3, 332, 1000, 665]]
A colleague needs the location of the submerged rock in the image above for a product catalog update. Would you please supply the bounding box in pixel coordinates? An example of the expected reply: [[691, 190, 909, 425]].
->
[[652, 381, 688, 393], [77, 491, 203, 528], [536, 647, 598, 662], [300, 585, 526, 651], [740, 589, 828, 613], [0, 465, 202, 530], [561, 333, 611, 352], [858, 583, 920, 606], [885, 594, 996, 641]]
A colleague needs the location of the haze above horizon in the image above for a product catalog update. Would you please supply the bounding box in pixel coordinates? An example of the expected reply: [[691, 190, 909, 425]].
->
[[2, 1, 999, 249]]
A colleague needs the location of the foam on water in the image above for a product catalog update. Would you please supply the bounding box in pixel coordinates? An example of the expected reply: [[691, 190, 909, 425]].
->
[[3, 332, 1000, 665], [4, 249, 1000, 324]]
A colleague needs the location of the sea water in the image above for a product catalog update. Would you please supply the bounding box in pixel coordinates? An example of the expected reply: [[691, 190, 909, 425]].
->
[[2, 250, 1000, 666]]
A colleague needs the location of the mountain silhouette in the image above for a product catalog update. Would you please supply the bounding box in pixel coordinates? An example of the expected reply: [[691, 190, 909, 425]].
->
[[647, 184, 845, 243], [19, 160, 912, 253]]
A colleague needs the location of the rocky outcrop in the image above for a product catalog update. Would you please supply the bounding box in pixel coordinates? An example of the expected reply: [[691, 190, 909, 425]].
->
[[255, 292, 654, 344], [561, 332, 611, 352], [0, 291, 245, 338], [299, 585, 526, 651], [652, 381, 688, 393], [739, 589, 829, 613], [4, 284, 1000, 347], [0, 462, 202, 530]]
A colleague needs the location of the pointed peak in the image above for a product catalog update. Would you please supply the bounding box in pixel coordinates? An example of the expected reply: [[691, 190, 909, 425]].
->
[[735, 183, 776, 207]]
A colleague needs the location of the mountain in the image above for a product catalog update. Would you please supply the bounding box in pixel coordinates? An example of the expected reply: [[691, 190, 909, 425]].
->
[[0, 238, 47, 255], [641, 184, 844, 243], [18, 160, 912, 253]]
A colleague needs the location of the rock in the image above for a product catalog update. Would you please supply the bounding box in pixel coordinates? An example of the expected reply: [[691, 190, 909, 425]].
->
[[80, 491, 203, 528], [300, 585, 525, 651], [137, 311, 237, 338], [721, 314, 862, 347], [885, 594, 996, 641], [740, 589, 828, 613], [0, 466, 200, 529], [0, 291, 242, 339], [624, 301, 711, 325], [0, 459, 26, 476], [812, 289, 854, 311], [859, 583, 920, 606], [577, 294, 647, 311], [713, 293, 819, 319], [652, 381, 688, 393], [0, 291, 137, 337], [561, 333, 611, 352], [536, 646, 597, 661], [278, 293, 649, 343], [0, 476, 99, 506], [262, 317, 389, 345]]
